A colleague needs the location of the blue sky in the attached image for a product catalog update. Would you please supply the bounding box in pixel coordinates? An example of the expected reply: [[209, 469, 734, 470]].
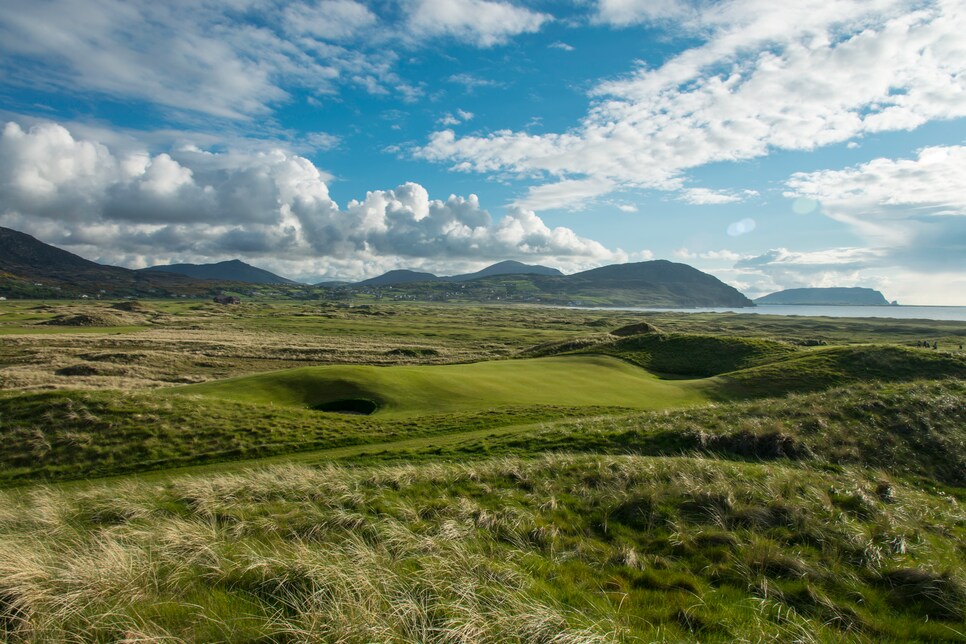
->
[[1, 0, 964, 303]]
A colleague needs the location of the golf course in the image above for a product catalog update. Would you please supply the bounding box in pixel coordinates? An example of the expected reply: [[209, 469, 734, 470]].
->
[[1, 299, 965, 642]]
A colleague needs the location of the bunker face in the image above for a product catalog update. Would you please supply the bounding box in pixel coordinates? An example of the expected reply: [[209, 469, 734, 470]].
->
[[313, 399, 379, 415]]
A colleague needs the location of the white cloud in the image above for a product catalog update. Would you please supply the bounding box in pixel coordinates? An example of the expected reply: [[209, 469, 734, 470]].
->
[[0, 120, 628, 281], [593, 0, 694, 27], [512, 177, 616, 211], [404, 0, 549, 47], [719, 245, 966, 305], [283, 0, 377, 40], [616, 204, 638, 213], [0, 0, 543, 122], [549, 41, 575, 52], [420, 0, 966, 205], [448, 73, 505, 92], [438, 109, 475, 126], [675, 248, 743, 261], [305, 132, 341, 151], [783, 145, 966, 287], [679, 187, 758, 205]]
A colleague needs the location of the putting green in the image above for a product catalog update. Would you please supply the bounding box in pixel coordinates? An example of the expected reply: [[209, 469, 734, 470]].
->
[[175, 355, 711, 416]]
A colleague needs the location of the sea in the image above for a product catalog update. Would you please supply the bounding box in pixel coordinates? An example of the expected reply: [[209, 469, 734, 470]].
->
[[580, 305, 966, 322]]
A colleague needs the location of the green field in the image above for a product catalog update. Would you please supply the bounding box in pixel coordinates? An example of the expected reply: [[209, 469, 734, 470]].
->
[[177, 354, 710, 415], [1, 298, 965, 642]]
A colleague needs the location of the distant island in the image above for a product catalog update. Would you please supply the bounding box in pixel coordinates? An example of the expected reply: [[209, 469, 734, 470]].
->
[[756, 287, 896, 306]]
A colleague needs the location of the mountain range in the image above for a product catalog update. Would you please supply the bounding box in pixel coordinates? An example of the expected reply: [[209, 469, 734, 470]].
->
[[356, 261, 563, 286], [361, 259, 753, 308], [0, 225, 753, 307], [0, 226, 210, 298]]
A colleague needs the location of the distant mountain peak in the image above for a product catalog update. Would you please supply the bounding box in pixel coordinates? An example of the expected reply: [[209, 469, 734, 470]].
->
[[358, 269, 440, 286], [0, 225, 207, 297], [142, 260, 296, 285], [446, 260, 563, 282]]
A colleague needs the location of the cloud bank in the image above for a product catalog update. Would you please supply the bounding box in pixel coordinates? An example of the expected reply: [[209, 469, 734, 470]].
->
[[0, 121, 628, 281], [0, 0, 549, 122], [420, 0, 966, 209]]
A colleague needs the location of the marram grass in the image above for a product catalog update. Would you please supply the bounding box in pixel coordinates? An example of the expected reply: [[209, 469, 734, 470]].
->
[[1, 455, 964, 641]]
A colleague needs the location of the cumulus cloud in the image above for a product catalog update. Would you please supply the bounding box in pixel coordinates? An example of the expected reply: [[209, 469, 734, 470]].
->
[[0, 120, 628, 281], [713, 145, 966, 303], [420, 0, 966, 207], [404, 0, 549, 47], [785, 145, 966, 252]]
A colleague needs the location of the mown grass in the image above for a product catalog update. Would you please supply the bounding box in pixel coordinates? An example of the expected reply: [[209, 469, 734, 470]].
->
[[1, 455, 963, 642], [176, 355, 709, 415]]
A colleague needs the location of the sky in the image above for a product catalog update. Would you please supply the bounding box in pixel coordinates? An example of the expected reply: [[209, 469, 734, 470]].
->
[[0, 0, 964, 304]]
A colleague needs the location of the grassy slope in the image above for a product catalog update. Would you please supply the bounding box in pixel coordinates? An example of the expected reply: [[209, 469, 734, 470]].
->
[[174, 355, 710, 415], [2, 302, 966, 640], [719, 344, 966, 396], [3, 340, 965, 485], [0, 388, 629, 486], [528, 330, 966, 393], [1, 455, 963, 642], [361, 379, 966, 487]]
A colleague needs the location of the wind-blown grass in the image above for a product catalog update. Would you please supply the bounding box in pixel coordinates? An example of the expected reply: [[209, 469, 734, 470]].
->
[[381, 379, 966, 486], [1, 455, 963, 642]]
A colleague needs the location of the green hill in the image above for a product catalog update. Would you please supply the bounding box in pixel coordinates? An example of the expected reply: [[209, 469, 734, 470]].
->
[[175, 354, 710, 415], [379, 259, 755, 307], [0, 226, 212, 298], [141, 259, 296, 285]]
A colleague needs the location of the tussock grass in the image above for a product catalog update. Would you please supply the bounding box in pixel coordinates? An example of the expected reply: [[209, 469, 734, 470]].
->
[[0, 388, 633, 485], [1, 455, 963, 641], [398, 379, 966, 486]]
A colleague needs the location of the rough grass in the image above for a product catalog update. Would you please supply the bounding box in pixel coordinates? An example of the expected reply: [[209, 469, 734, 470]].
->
[[5, 299, 966, 390], [1, 455, 963, 642], [0, 390, 622, 485], [583, 332, 798, 377], [2, 377, 964, 489], [380, 379, 966, 487], [719, 344, 966, 397]]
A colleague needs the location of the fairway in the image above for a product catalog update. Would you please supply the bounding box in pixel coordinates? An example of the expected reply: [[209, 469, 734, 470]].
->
[[176, 354, 710, 415]]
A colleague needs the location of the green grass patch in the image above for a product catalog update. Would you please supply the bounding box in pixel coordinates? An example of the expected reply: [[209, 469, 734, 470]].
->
[[174, 354, 711, 415]]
